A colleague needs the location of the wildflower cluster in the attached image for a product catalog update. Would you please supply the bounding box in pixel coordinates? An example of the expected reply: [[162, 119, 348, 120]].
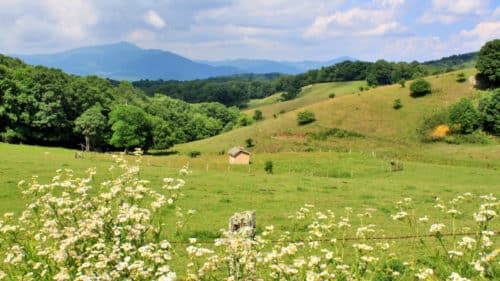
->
[[0, 153, 184, 280]]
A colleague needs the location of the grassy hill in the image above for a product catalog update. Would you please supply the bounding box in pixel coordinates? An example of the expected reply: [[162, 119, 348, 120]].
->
[[175, 69, 498, 165]]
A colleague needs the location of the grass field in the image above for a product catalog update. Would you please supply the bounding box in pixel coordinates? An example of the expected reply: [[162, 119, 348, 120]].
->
[[1, 142, 498, 235], [0, 142, 498, 278]]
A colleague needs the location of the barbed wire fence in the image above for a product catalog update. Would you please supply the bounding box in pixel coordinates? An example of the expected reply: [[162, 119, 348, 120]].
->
[[168, 230, 499, 245]]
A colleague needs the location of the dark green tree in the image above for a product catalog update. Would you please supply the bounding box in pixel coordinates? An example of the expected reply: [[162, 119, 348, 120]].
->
[[366, 60, 392, 86], [185, 113, 223, 141], [108, 105, 153, 151], [448, 98, 479, 134], [74, 104, 107, 151], [478, 89, 500, 135], [409, 79, 432, 97], [476, 39, 500, 88], [245, 138, 254, 148], [149, 116, 175, 150], [252, 110, 263, 121]]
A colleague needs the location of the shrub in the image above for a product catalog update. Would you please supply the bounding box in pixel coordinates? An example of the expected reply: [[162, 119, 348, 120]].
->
[[431, 125, 450, 140], [245, 138, 254, 148], [252, 110, 263, 121], [448, 98, 479, 134], [393, 98, 403, 110], [264, 160, 273, 174], [297, 110, 316, 125], [328, 93, 336, 98], [409, 78, 432, 97], [417, 109, 449, 142], [236, 114, 253, 127], [456, 72, 466, 83], [188, 150, 201, 158], [398, 79, 406, 88], [444, 132, 491, 144]]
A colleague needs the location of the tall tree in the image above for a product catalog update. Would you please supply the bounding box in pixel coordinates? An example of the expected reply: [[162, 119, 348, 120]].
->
[[108, 105, 153, 151], [476, 39, 500, 88], [74, 104, 107, 151], [478, 89, 500, 136]]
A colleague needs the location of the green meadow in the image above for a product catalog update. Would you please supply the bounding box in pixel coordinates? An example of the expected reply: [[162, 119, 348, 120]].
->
[[1, 141, 498, 238]]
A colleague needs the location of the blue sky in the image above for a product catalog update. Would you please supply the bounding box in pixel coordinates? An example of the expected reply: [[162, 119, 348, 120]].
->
[[0, 0, 498, 62]]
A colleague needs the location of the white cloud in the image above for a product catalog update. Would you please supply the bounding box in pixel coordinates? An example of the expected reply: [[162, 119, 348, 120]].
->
[[374, 0, 405, 8], [493, 6, 500, 17], [43, 0, 98, 39], [304, 4, 404, 38], [419, 13, 457, 24], [432, 0, 485, 14], [0, 0, 99, 53], [125, 29, 157, 46], [460, 21, 500, 40], [358, 22, 406, 36], [144, 10, 166, 29], [419, 0, 488, 24]]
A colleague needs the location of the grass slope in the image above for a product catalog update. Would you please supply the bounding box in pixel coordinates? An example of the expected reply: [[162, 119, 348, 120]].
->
[[176, 69, 498, 166], [1, 142, 498, 234]]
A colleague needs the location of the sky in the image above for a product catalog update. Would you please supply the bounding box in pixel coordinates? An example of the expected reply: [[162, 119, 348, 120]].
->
[[0, 0, 499, 62]]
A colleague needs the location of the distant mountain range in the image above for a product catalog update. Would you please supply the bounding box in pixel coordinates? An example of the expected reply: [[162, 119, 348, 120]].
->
[[199, 57, 356, 75], [13, 42, 356, 81]]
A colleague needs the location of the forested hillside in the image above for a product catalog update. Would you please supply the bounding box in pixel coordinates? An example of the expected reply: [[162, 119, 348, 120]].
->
[[0, 54, 243, 151], [133, 73, 282, 107], [133, 53, 476, 106], [423, 52, 477, 71]]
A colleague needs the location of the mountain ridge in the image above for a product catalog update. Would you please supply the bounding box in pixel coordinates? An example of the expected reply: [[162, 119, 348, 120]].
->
[[13, 42, 355, 81], [14, 42, 240, 81]]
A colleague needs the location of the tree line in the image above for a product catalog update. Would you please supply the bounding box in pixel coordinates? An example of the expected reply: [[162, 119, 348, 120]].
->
[[0, 54, 243, 151], [133, 52, 477, 105]]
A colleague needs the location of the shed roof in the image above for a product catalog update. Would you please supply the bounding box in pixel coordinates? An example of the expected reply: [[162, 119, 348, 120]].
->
[[228, 147, 250, 157]]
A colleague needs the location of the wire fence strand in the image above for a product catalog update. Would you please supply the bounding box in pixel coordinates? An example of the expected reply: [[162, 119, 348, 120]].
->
[[168, 230, 499, 245]]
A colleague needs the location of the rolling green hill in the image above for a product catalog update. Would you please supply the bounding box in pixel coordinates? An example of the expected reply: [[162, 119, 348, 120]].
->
[[175, 68, 498, 166]]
